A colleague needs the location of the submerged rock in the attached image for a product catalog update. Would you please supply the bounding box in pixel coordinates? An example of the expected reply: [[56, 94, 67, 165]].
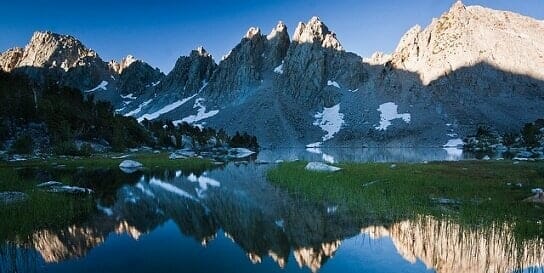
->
[[0, 191, 29, 204], [305, 162, 342, 172]]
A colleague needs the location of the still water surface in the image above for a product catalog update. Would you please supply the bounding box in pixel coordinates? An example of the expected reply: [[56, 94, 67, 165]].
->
[[1, 148, 542, 273]]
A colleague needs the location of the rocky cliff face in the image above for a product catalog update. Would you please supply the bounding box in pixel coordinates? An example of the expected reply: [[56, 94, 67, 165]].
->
[[108, 55, 137, 74], [264, 21, 290, 70], [157, 47, 215, 97], [280, 16, 365, 106], [390, 1, 544, 85], [116, 58, 164, 96], [0, 47, 24, 71], [200, 21, 291, 102], [204, 27, 267, 101]]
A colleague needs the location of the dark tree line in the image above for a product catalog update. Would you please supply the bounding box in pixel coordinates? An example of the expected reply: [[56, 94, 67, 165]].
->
[[0, 71, 259, 155], [141, 119, 259, 150]]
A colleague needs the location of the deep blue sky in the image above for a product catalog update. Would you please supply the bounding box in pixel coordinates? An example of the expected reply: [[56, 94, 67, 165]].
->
[[1, 0, 543, 73]]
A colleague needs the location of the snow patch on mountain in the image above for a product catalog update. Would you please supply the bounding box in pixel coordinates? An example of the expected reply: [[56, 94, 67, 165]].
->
[[313, 104, 345, 142], [198, 81, 208, 93], [222, 50, 232, 61], [306, 142, 322, 148], [273, 63, 284, 74], [137, 94, 197, 122], [375, 102, 411, 131], [84, 81, 108, 93], [327, 80, 340, 89], [174, 98, 219, 125], [125, 99, 153, 117]]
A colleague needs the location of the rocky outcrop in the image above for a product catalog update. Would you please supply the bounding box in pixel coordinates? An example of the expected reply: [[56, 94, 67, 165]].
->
[[201, 21, 291, 102], [0, 47, 24, 71], [204, 27, 267, 100], [108, 55, 137, 74], [10, 31, 100, 72], [116, 59, 164, 96], [280, 17, 364, 105], [157, 47, 215, 97], [292, 16, 343, 51], [264, 21, 291, 70], [389, 1, 544, 84]]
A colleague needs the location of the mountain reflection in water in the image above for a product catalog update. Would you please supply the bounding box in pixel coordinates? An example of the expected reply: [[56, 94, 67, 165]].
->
[[1, 158, 543, 273]]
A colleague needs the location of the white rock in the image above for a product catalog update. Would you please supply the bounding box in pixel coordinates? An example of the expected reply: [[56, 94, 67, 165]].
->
[[169, 153, 186, 160], [305, 162, 342, 172], [119, 160, 143, 169], [119, 160, 143, 173]]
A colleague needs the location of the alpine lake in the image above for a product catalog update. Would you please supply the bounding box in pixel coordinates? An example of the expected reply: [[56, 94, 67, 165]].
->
[[1, 148, 544, 273]]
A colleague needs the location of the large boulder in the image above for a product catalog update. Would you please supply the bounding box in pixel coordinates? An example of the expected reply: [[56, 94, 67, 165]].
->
[[119, 160, 143, 173]]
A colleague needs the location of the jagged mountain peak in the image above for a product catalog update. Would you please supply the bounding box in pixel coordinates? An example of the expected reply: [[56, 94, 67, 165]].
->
[[449, 1, 466, 13], [0, 47, 24, 71], [0, 30, 100, 72], [155, 47, 215, 97], [29, 31, 83, 47], [245, 27, 262, 39], [109, 54, 138, 74], [390, 1, 544, 84], [293, 16, 343, 51], [267, 21, 288, 40], [192, 46, 210, 58]]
